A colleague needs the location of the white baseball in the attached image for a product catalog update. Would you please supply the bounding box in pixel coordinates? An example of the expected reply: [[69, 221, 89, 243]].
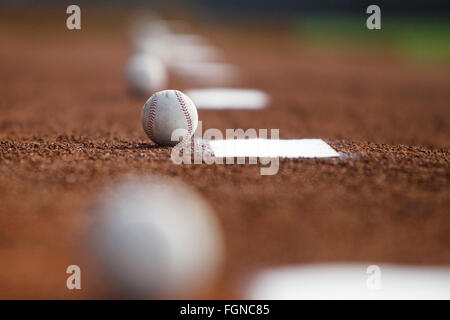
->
[[126, 53, 167, 95], [90, 176, 223, 298], [141, 90, 198, 146]]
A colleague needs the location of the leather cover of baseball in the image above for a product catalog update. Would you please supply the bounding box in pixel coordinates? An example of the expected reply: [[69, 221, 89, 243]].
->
[[142, 90, 198, 146]]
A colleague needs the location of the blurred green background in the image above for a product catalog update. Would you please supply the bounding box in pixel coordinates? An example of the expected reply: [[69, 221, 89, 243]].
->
[[294, 16, 450, 62]]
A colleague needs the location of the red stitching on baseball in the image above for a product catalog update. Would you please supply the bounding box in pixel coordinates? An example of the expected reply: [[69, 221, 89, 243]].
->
[[175, 90, 193, 141], [146, 95, 158, 141]]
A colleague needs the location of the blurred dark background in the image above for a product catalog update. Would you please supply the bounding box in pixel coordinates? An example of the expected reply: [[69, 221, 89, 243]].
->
[[1, 0, 449, 62], [1, 0, 450, 14]]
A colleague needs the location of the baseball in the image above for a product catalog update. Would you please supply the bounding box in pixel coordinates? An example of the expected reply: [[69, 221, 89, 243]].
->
[[90, 176, 223, 298], [141, 90, 198, 146], [125, 53, 168, 95]]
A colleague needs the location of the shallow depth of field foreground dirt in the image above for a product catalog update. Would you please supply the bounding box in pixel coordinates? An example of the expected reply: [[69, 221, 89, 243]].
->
[[0, 11, 449, 298]]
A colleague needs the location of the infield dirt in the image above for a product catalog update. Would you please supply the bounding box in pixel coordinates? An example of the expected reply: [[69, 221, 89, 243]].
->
[[0, 11, 448, 298]]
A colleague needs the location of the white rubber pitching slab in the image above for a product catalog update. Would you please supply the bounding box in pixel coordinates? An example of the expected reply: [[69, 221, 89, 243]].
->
[[171, 63, 238, 84], [208, 139, 339, 158], [245, 264, 450, 300], [186, 88, 268, 110]]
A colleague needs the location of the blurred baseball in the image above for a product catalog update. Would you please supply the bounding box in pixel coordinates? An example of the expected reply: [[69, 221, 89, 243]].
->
[[90, 176, 224, 298], [125, 53, 167, 95], [141, 90, 198, 146]]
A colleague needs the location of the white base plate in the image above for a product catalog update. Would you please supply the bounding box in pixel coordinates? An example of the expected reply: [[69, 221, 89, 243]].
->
[[186, 88, 268, 110], [207, 139, 339, 158], [246, 264, 450, 300]]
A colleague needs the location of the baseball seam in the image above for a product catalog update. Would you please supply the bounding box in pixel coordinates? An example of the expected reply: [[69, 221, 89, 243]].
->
[[145, 95, 159, 141], [175, 90, 193, 141]]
